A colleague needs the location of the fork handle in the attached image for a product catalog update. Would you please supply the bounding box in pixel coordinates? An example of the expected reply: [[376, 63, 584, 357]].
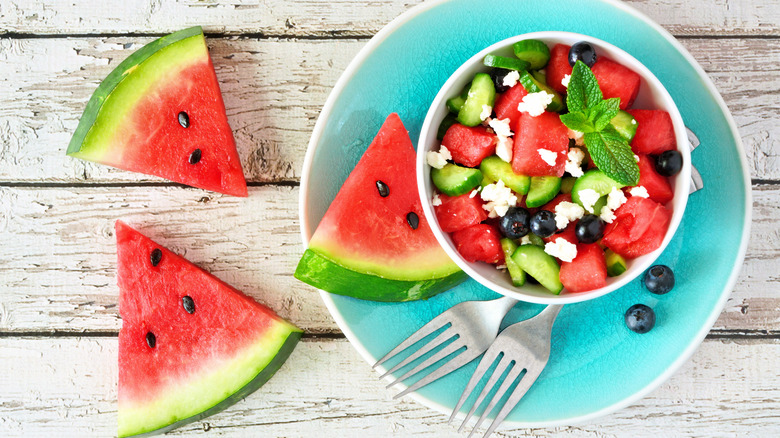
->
[[490, 296, 519, 316]]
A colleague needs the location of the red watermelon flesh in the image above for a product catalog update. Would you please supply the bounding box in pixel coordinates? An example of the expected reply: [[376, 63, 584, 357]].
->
[[435, 193, 488, 233], [441, 123, 497, 168], [494, 83, 529, 126], [547, 44, 573, 94], [116, 221, 301, 437], [591, 57, 641, 110], [636, 154, 674, 204], [559, 243, 607, 292], [512, 111, 569, 177], [627, 109, 677, 155], [451, 223, 504, 264], [602, 197, 671, 258]]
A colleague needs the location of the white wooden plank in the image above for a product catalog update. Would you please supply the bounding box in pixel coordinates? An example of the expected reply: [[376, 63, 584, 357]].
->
[[0, 336, 778, 437], [0, 184, 776, 333], [1, 0, 778, 36]]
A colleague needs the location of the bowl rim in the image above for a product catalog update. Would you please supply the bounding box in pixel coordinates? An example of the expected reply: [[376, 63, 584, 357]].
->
[[416, 30, 691, 305]]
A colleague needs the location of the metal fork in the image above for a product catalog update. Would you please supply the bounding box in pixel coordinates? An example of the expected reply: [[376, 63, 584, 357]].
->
[[374, 296, 517, 398], [451, 304, 563, 438]]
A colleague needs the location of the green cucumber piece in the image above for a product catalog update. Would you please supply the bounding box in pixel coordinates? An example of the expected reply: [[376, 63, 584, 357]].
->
[[483, 54, 531, 72], [571, 170, 625, 214], [526, 233, 545, 247], [512, 39, 551, 70], [437, 113, 458, 140], [609, 110, 638, 142], [446, 82, 471, 113], [605, 249, 627, 277], [457, 73, 496, 127], [500, 238, 526, 286], [531, 69, 547, 85], [525, 176, 561, 208], [479, 156, 531, 195], [560, 176, 577, 194], [518, 71, 564, 112], [511, 245, 563, 294], [431, 163, 483, 197]]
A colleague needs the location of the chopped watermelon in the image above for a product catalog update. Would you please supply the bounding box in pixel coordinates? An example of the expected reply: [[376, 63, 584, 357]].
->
[[67, 27, 247, 197], [627, 109, 677, 155], [116, 221, 301, 437], [636, 154, 674, 204], [512, 111, 569, 177], [602, 197, 672, 258], [591, 58, 641, 110], [546, 44, 573, 94], [296, 114, 466, 302], [544, 222, 578, 245], [494, 83, 529, 125], [435, 193, 488, 233], [559, 243, 607, 292], [540, 193, 572, 213], [441, 123, 497, 168], [451, 223, 504, 264]]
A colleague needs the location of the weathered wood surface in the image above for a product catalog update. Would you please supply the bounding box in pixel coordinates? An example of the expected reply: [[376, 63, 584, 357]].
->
[[1, 337, 778, 437], [1, 0, 779, 37], [1, 184, 776, 334], [1, 37, 779, 184]]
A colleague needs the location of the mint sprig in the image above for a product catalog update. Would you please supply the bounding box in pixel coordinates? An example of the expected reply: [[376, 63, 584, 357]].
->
[[560, 61, 639, 186]]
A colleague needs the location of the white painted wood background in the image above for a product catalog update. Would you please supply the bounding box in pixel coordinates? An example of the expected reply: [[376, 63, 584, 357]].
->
[[0, 0, 778, 436]]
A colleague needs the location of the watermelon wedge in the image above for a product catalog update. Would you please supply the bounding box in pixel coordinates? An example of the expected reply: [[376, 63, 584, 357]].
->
[[295, 113, 466, 301], [67, 27, 247, 197], [116, 221, 301, 437]]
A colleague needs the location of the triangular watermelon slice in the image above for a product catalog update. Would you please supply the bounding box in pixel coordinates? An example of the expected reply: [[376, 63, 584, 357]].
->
[[67, 27, 247, 197], [295, 113, 466, 302], [115, 221, 301, 437]]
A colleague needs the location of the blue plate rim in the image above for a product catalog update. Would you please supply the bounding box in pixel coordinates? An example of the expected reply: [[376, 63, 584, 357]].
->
[[298, 0, 752, 427]]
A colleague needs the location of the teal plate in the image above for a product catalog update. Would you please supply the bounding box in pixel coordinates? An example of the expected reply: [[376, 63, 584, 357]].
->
[[299, 0, 750, 426]]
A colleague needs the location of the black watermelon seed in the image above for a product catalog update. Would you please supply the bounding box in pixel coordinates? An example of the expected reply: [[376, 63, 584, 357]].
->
[[189, 148, 202, 164], [178, 111, 190, 128], [150, 248, 162, 267], [406, 212, 419, 230], [182, 296, 195, 314], [146, 331, 156, 348], [376, 180, 389, 197]]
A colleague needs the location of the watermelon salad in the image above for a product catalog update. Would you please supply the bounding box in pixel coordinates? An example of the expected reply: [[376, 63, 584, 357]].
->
[[426, 39, 683, 295]]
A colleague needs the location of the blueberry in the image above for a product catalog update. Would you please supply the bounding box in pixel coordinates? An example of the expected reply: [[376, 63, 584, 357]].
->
[[530, 210, 557, 238], [499, 207, 531, 239], [489, 68, 514, 93], [644, 265, 675, 294], [655, 150, 683, 176], [625, 304, 656, 334], [568, 42, 597, 67], [575, 214, 605, 244]]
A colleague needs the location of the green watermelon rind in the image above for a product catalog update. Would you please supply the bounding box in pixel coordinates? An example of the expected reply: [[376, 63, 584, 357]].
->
[[66, 26, 204, 156], [295, 249, 467, 302]]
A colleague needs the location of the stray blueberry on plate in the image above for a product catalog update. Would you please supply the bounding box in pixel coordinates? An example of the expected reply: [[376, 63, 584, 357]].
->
[[568, 42, 597, 67], [575, 214, 605, 243], [530, 210, 556, 238], [655, 150, 683, 176], [644, 265, 675, 294], [625, 304, 655, 334], [499, 207, 531, 239]]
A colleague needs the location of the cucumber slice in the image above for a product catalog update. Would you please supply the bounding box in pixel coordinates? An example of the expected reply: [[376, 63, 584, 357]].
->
[[437, 113, 458, 140], [531, 69, 547, 85], [511, 245, 562, 294], [512, 39, 551, 70], [518, 71, 564, 112], [609, 110, 638, 142], [457, 73, 496, 127], [560, 176, 577, 194], [446, 82, 471, 113], [483, 54, 531, 72], [525, 176, 561, 208], [479, 156, 531, 195], [500, 238, 526, 286], [526, 233, 545, 247], [605, 249, 627, 277], [571, 170, 625, 213], [431, 163, 482, 197]]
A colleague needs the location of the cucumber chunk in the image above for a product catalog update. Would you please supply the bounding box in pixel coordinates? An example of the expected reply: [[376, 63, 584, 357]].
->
[[446, 82, 471, 113], [511, 245, 563, 294], [431, 163, 483, 197], [483, 54, 531, 72], [457, 73, 496, 127], [437, 113, 458, 140], [525, 176, 561, 208], [609, 110, 638, 142], [500, 238, 526, 286], [518, 71, 564, 112], [571, 170, 625, 214], [512, 39, 551, 70], [531, 69, 547, 85], [526, 233, 545, 247], [605, 249, 627, 277], [560, 176, 577, 194], [479, 156, 531, 195]]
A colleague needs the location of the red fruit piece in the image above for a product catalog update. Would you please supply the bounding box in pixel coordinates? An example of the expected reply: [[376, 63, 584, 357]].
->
[[540, 193, 572, 213], [591, 58, 641, 110], [451, 224, 504, 264], [441, 123, 497, 168], [435, 193, 488, 233], [636, 154, 674, 204], [602, 197, 672, 258], [494, 83, 529, 127], [628, 109, 677, 155], [544, 223, 578, 245], [546, 44, 573, 94], [559, 243, 607, 292], [512, 111, 569, 177]]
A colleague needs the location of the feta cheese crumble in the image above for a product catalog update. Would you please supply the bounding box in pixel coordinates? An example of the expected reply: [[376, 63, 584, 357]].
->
[[599, 186, 628, 223], [564, 148, 585, 178], [544, 237, 578, 263], [517, 91, 554, 117], [538, 148, 558, 167], [629, 186, 650, 198], [561, 74, 571, 88], [567, 128, 585, 146], [503, 70, 520, 88], [426, 146, 452, 169], [431, 193, 442, 206], [495, 135, 513, 163], [488, 118, 513, 137], [577, 188, 601, 214], [554, 201, 585, 230], [519, 234, 533, 245], [480, 104, 493, 121], [480, 179, 518, 218]]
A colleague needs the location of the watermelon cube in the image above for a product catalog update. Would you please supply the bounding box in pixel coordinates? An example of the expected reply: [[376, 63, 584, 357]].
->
[[494, 83, 529, 126], [602, 197, 671, 258], [546, 44, 573, 94], [636, 154, 674, 204], [441, 123, 497, 168], [591, 58, 641, 110], [628, 109, 677, 155], [451, 224, 504, 264], [435, 193, 488, 233], [559, 243, 608, 292], [512, 111, 569, 177], [543, 222, 578, 245]]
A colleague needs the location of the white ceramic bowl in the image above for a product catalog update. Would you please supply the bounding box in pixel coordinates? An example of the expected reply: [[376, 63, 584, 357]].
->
[[417, 31, 691, 304]]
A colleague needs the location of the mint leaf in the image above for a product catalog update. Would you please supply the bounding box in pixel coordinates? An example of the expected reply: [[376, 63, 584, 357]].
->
[[566, 60, 603, 113], [583, 131, 640, 186], [559, 112, 596, 133], [588, 98, 621, 131]]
